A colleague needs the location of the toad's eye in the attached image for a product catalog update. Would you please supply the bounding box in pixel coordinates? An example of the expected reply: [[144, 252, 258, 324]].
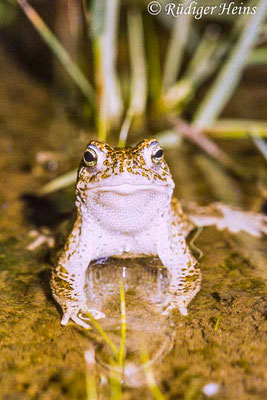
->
[[151, 145, 164, 164], [83, 148, 98, 167]]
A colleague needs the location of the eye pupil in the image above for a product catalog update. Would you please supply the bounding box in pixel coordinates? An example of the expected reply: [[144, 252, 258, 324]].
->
[[83, 148, 97, 166], [155, 149, 163, 158], [151, 146, 164, 164], [84, 151, 95, 163]]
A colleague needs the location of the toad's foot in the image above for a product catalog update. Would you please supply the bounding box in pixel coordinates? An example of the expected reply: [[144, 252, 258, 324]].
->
[[159, 293, 189, 317], [215, 204, 267, 237], [162, 303, 188, 316], [186, 202, 267, 237], [61, 304, 106, 329]]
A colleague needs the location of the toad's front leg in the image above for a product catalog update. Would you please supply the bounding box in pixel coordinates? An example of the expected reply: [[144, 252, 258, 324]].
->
[[157, 208, 201, 316], [51, 211, 104, 328]]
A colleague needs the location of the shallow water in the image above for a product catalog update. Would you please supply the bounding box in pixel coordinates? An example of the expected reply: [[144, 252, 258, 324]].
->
[[0, 47, 267, 399]]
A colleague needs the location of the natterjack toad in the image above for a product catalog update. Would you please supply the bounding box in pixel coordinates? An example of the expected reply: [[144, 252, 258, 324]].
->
[[51, 139, 267, 328]]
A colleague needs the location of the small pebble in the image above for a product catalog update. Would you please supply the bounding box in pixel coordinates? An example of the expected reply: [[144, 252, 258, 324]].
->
[[203, 383, 219, 396]]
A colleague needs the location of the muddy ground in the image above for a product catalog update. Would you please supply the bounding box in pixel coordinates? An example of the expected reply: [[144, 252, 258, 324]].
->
[[0, 47, 266, 400]]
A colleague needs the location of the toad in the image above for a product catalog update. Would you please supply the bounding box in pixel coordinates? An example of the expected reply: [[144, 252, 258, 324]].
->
[[51, 139, 267, 328]]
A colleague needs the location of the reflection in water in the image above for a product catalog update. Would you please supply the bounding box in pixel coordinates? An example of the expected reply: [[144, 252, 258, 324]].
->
[[85, 256, 198, 387], [86, 256, 169, 311]]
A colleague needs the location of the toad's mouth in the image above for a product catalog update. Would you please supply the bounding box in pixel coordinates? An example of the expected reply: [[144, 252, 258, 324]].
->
[[87, 183, 169, 195]]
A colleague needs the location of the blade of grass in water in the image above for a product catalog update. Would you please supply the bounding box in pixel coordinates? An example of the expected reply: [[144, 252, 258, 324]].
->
[[109, 362, 122, 400], [86, 309, 119, 361], [84, 347, 98, 400], [194, 0, 267, 129], [141, 350, 166, 400], [119, 281, 126, 368], [16, 0, 94, 106], [214, 317, 221, 333]]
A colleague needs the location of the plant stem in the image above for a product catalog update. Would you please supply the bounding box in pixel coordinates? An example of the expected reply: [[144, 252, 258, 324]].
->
[[162, 0, 192, 90], [117, 112, 133, 148], [91, 0, 123, 136], [91, 3, 108, 141], [127, 8, 147, 121]]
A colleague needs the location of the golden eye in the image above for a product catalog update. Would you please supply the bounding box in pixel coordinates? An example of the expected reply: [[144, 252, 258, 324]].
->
[[151, 145, 164, 164], [83, 148, 98, 167]]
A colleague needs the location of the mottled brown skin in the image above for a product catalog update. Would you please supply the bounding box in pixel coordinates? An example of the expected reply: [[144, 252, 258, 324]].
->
[[51, 139, 267, 328]]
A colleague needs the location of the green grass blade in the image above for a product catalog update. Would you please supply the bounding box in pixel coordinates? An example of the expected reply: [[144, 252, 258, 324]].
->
[[84, 348, 98, 400], [109, 363, 122, 400], [86, 309, 119, 361], [214, 317, 221, 333], [141, 350, 166, 400], [37, 169, 77, 196], [119, 281, 126, 368], [183, 27, 222, 88]]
